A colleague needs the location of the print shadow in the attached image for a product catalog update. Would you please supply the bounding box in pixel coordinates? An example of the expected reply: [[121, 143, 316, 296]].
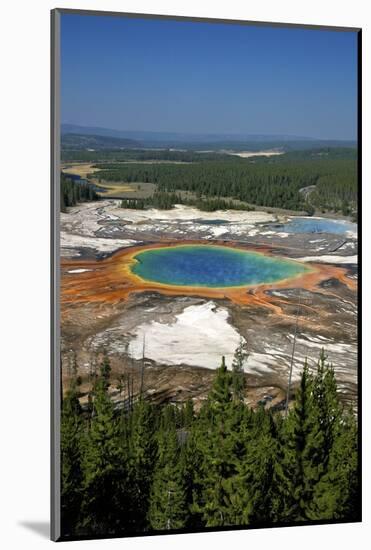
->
[[18, 521, 49, 539]]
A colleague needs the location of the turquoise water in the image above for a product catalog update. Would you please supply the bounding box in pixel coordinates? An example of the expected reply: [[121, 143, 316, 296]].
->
[[131, 245, 309, 288], [271, 217, 356, 235]]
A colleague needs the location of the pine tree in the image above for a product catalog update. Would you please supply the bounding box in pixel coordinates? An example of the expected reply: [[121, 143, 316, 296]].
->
[[312, 351, 341, 466], [128, 398, 157, 530], [61, 379, 83, 535], [100, 351, 111, 390], [208, 356, 232, 415], [149, 424, 188, 530], [306, 353, 358, 521], [179, 427, 200, 528], [231, 338, 248, 403], [182, 399, 195, 428], [191, 357, 237, 527], [79, 372, 127, 535], [310, 408, 358, 521], [226, 408, 286, 526], [280, 361, 325, 521]]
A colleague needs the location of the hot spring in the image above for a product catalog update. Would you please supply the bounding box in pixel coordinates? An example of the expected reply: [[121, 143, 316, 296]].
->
[[270, 217, 357, 235], [130, 245, 309, 288]]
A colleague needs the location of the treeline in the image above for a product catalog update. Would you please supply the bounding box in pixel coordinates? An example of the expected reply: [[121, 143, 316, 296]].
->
[[92, 156, 357, 213], [61, 346, 359, 539], [183, 196, 255, 212], [120, 191, 255, 212], [60, 174, 98, 212], [120, 192, 180, 210], [61, 149, 233, 163]]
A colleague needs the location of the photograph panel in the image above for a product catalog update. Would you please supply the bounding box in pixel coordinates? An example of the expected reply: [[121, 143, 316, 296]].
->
[[52, 9, 360, 541]]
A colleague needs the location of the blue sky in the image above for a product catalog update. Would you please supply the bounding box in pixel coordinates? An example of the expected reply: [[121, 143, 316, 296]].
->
[[61, 13, 358, 140]]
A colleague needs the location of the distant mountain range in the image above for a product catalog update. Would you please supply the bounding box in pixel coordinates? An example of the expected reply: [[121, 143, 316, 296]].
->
[[62, 132, 141, 150], [61, 124, 357, 151]]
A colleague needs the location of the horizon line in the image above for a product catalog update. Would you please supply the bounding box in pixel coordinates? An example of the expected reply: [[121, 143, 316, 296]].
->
[[61, 122, 356, 142]]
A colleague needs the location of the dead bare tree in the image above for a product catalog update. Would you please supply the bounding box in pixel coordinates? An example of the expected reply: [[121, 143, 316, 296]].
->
[[140, 333, 146, 398], [284, 291, 302, 418]]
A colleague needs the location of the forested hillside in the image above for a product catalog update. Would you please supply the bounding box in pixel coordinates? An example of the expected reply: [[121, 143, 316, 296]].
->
[[91, 151, 357, 214], [62, 133, 141, 150], [61, 347, 359, 539]]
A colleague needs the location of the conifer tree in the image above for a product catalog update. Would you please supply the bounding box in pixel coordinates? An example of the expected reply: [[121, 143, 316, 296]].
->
[[208, 356, 232, 415], [308, 353, 358, 524], [149, 424, 188, 530], [61, 378, 83, 535], [231, 338, 248, 403], [310, 408, 358, 521], [312, 351, 341, 466], [278, 356, 358, 523], [79, 368, 127, 535], [178, 430, 199, 528], [280, 361, 325, 521], [183, 399, 195, 428], [227, 408, 287, 525], [129, 398, 157, 530], [100, 351, 111, 390], [191, 357, 237, 526]]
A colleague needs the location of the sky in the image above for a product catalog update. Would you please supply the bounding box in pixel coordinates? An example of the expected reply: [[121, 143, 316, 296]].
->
[[61, 13, 358, 140]]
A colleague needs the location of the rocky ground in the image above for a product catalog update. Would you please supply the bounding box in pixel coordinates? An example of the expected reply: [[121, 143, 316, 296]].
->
[[60, 200, 358, 410]]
